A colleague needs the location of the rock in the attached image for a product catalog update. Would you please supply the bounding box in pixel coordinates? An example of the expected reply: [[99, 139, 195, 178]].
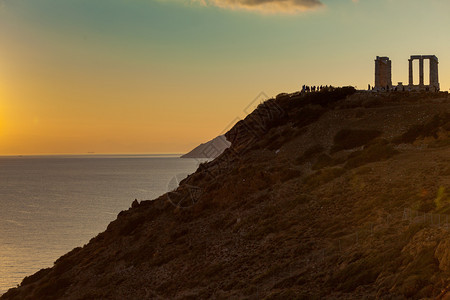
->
[[435, 238, 450, 272], [131, 199, 139, 208]]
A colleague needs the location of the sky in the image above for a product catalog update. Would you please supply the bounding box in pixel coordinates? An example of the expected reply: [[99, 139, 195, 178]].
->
[[0, 0, 449, 155]]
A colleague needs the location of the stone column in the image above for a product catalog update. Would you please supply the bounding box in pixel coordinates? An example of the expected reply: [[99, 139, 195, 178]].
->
[[430, 58, 439, 90], [387, 59, 392, 87], [408, 59, 413, 85], [419, 57, 424, 86], [374, 57, 380, 89]]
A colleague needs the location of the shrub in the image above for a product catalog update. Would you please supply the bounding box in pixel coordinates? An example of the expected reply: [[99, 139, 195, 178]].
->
[[305, 86, 357, 107], [266, 127, 296, 151], [34, 277, 72, 298], [332, 129, 382, 152], [394, 124, 427, 144], [328, 247, 403, 293], [304, 167, 346, 188], [295, 144, 324, 165], [434, 186, 449, 211], [118, 213, 147, 236], [52, 247, 82, 276], [280, 168, 302, 182], [20, 268, 51, 286], [393, 113, 450, 144], [345, 140, 398, 169], [429, 138, 450, 148], [312, 153, 334, 170], [291, 106, 326, 128]]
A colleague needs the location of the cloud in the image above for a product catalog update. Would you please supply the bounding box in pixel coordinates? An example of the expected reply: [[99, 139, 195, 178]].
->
[[194, 0, 324, 14]]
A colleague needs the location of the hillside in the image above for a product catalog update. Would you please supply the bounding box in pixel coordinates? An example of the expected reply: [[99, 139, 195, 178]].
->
[[3, 88, 450, 299], [181, 135, 230, 159]]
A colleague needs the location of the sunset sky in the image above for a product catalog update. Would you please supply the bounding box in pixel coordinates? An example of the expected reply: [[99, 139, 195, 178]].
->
[[0, 0, 449, 155]]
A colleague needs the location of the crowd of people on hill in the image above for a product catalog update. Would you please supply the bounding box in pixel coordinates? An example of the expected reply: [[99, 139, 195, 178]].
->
[[301, 85, 335, 93]]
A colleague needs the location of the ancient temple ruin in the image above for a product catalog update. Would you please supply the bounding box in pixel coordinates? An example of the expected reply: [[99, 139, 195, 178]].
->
[[374, 56, 392, 91], [408, 55, 439, 91], [374, 55, 440, 92]]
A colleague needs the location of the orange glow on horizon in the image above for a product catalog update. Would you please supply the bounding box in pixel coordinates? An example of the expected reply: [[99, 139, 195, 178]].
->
[[1, 0, 450, 155]]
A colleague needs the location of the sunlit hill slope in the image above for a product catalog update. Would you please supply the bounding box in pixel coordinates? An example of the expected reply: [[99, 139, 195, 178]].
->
[[3, 88, 450, 299]]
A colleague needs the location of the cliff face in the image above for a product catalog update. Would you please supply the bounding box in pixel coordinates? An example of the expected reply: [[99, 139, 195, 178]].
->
[[3, 89, 450, 299]]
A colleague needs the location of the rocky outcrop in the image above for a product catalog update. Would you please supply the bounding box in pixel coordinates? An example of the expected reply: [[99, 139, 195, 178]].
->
[[436, 238, 450, 272]]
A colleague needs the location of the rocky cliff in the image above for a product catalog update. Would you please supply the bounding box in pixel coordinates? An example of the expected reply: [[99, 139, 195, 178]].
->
[[3, 88, 450, 299]]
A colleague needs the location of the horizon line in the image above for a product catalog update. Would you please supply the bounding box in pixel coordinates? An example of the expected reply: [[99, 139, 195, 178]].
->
[[0, 153, 185, 157]]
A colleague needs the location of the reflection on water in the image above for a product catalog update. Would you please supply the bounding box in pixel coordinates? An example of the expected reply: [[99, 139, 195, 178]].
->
[[0, 155, 202, 294]]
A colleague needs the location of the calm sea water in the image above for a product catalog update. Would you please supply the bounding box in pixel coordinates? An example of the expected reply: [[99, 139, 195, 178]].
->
[[0, 155, 202, 295]]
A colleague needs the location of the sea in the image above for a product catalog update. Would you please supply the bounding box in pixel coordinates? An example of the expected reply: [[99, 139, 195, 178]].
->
[[0, 154, 203, 295]]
